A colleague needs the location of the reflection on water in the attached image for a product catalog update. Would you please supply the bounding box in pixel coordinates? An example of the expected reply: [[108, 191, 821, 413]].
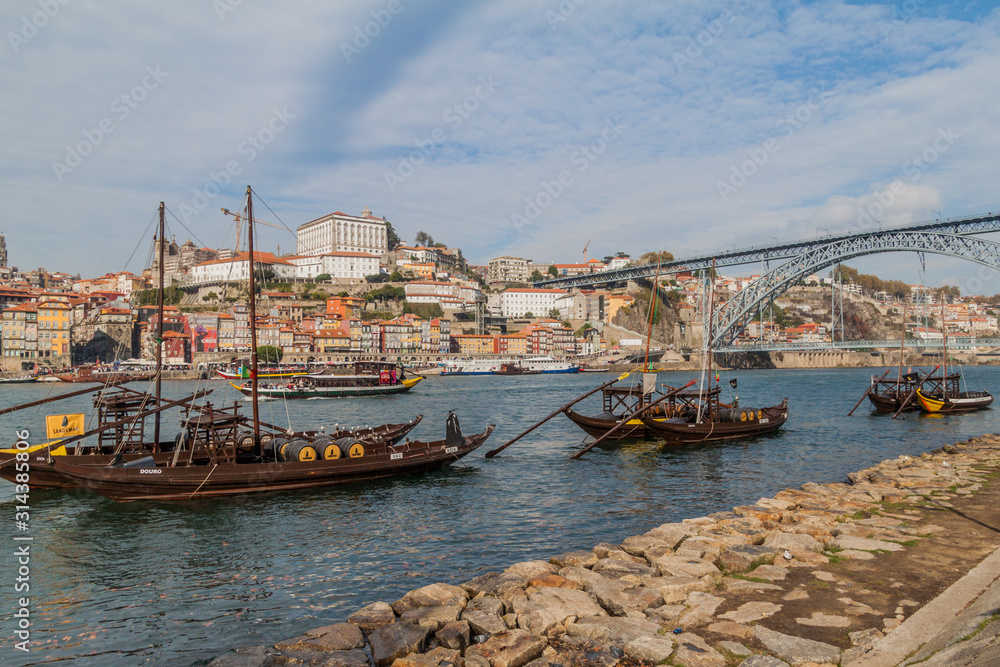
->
[[1, 367, 998, 665]]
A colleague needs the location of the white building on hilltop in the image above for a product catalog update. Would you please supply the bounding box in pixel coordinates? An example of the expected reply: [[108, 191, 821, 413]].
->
[[296, 207, 388, 258], [499, 288, 570, 318]]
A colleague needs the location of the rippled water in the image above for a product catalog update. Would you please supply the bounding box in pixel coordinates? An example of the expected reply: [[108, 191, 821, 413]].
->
[[1, 366, 999, 665]]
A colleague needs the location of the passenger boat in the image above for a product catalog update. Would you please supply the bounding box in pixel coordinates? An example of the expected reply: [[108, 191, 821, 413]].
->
[[520, 356, 579, 374], [0, 375, 38, 383], [230, 361, 421, 398], [491, 362, 541, 376], [440, 358, 511, 375], [216, 364, 309, 380], [46, 187, 493, 501]]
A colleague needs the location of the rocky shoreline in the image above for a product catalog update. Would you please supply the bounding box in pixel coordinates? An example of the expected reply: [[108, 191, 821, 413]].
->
[[209, 435, 1000, 667]]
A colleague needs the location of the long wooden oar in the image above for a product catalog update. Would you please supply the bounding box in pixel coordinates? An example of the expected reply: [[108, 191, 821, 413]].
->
[[847, 369, 891, 416], [0, 379, 130, 416], [892, 365, 939, 419], [42, 390, 212, 456], [569, 379, 697, 460], [485, 373, 630, 458]]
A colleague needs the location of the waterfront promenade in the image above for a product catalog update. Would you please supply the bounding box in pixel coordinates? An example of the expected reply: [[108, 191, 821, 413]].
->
[[208, 434, 1000, 666]]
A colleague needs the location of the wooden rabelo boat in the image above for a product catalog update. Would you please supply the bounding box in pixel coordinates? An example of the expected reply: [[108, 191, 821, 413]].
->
[[639, 386, 788, 444], [564, 376, 665, 439], [46, 187, 493, 501], [866, 370, 930, 413], [915, 302, 992, 414], [230, 362, 421, 399]]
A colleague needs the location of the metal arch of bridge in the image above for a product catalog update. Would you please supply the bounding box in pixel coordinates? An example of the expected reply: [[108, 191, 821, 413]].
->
[[714, 231, 1000, 347], [532, 211, 1000, 290]]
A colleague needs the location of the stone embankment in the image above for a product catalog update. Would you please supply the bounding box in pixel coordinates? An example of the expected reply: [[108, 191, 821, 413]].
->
[[210, 436, 1000, 667]]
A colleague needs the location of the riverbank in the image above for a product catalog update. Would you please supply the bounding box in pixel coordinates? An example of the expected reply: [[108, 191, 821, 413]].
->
[[208, 434, 1000, 667]]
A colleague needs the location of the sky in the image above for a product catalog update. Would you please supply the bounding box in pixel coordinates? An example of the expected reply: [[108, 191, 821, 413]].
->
[[2, 0, 1000, 294]]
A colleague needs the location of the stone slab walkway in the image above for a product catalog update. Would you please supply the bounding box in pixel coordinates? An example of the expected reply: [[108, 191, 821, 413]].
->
[[208, 434, 1000, 667]]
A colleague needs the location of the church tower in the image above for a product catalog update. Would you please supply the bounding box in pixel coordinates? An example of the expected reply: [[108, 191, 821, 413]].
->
[[0, 233, 8, 268]]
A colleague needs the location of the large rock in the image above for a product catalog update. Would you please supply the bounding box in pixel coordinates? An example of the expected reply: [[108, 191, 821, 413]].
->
[[274, 622, 365, 651], [651, 575, 712, 603], [620, 534, 675, 560], [672, 632, 727, 667], [392, 583, 469, 614], [565, 615, 662, 645], [349, 601, 397, 632], [647, 522, 700, 549], [513, 587, 606, 635], [624, 634, 676, 664], [718, 544, 777, 572], [762, 532, 823, 553], [737, 657, 790, 667], [830, 535, 904, 552], [435, 620, 470, 651], [587, 578, 663, 616], [276, 649, 370, 667], [652, 555, 721, 579], [461, 596, 508, 636], [718, 601, 782, 624], [391, 646, 462, 667], [753, 625, 840, 665], [679, 591, 724, 627], [549, 550, 597, 568], [464, 561, 558, 598], [591, 557, 657, 579], [557, 566, 605, 587], [370, 622, 430, 667], [399, 604, 464, 631], [465, 630, 546, 667]]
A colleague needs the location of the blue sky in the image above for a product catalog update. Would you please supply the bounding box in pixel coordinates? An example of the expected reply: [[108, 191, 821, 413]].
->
[[2, 0, 999, 293]]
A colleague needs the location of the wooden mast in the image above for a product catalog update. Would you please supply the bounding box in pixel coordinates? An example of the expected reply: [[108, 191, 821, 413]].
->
[[642, 257, 664, 370], [245, 186, 260, 439], [698, 260, 716, 422], [941, 299, 947, 400], [895, 301, 908, 393], [153, 201, 165, 450]]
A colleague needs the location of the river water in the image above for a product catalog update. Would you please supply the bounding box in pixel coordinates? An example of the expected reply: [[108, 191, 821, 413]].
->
[[1, 366, 998, 665]]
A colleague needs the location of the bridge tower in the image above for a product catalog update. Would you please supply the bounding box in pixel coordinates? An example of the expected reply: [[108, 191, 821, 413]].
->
[[830, 273, 845, 343]]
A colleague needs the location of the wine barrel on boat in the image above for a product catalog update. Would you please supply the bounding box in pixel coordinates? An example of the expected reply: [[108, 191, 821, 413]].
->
[[333, 437, 364, 458], [263, 436, 289, 461], [313, 436, 341, 460], [283, 439, 317, 462]]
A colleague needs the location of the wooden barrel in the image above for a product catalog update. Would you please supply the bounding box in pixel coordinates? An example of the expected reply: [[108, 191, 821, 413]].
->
[[314, 436, 340, 460], [283, 439, 317, 462], [235, 430, 255, 447], [334, 437, 364, 459], [264, 437, 289, 461]]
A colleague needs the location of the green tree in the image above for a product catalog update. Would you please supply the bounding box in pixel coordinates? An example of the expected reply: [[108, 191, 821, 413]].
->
[[531, 269, 545, 282], [524, 311, 534, 318], [389, 271, 403, 282], [639, 250, 674, 265], [315, 273, 331, 282], [547, 265, 558, 277], [403, 302, 445, 318], [257, 345, 283, 364], [202, 291, 218, 302], [548, 307, 561, 319], [385, 220, 401, 250], [414, 231, 435, 247]]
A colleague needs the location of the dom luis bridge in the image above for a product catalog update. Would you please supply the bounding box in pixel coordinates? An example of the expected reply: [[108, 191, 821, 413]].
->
[[534, 211, 1000, 353]]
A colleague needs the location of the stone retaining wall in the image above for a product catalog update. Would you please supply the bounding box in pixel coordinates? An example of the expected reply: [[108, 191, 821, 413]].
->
[[209, 435, 1000, 667]]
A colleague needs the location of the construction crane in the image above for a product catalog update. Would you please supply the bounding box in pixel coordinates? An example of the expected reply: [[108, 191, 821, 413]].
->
[[221, 207, 288, 254], [583, 238, 591, 263]]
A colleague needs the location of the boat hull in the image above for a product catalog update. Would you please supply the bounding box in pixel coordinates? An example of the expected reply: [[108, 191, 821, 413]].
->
[[0, 418, 423, 489], [867, 390, 920, 413], [639, 401, 788, 444], [51, 426, 495, 501], [563, 407, 652, 439], [916, 389, 993, 413], [232, 377, 421, 398]]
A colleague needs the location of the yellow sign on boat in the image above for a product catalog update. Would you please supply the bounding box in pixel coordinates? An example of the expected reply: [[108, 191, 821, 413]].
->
[[46, 413, 85, 439]]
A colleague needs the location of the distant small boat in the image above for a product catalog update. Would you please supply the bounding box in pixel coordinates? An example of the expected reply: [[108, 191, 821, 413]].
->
[[231, 362, 421, 399], [0, 375, 37, 383], [491, 363, 541, 375], [578, 366, 610, 373]]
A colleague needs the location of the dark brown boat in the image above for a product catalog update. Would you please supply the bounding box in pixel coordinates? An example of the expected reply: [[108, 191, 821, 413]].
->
[[866, 371, 935, 413], [51, 408, 491, 502], [564, 379, 667, 440], [491, 363, 541, 376], [45, 187, 494, 501], [639, 386, 788, 444]]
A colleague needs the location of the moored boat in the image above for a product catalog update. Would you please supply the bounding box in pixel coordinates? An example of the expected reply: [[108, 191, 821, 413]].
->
[[639, 387, 788, 444], [230, 362, 421, 398]]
